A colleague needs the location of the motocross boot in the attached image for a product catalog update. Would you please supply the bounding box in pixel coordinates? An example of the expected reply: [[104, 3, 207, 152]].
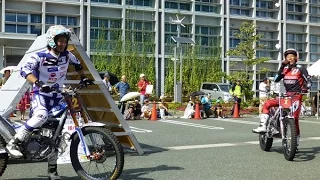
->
[[6, 126, 32, 157], [48, 164, 61, 180], [252, 114, 269, 133]]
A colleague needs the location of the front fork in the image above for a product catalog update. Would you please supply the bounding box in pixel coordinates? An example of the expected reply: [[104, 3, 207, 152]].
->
[[68, 96, 97, 158]]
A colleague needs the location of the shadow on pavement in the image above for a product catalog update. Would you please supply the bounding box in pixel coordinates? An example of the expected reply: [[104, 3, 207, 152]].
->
[[5, 165, 184, 180], [5, 176, 79, 180], [8, 158, 47, 165], [119, 165, 184, 180], [125, 143, 169, 156], [270, 146, 320, 162]]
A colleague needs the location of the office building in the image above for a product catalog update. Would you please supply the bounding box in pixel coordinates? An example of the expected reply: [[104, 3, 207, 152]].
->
[[0, 0, 318, 95]]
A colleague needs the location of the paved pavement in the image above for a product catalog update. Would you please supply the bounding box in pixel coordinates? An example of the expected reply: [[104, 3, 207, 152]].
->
[[3, 115, 320, 179]]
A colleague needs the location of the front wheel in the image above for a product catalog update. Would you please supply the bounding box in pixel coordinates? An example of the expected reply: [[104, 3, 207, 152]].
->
[[70, 126, 124, 180], [282, 118, 297, 161], [0, 135, 8, 177], [259, 134, 273, 151]]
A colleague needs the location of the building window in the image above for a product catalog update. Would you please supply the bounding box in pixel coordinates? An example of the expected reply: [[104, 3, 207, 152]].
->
[[310, 44, 318, 52], [195, 5, 217, 13], [92, 0, 121, 4], [310, 16, 319, 23], [5, 24, 16, 33], [46, 15, 55, 24], [256, 1, 273, 9], [310, 35, 319, 43], [126, 0, 151, 7], [17, 14, 28, 23], [310, 54, 319, 62], [166, 2, 191, 10], [230, 8, 250, 16], [287, 4, 302, 12], [5, 24, 28, 34], [230, 38, 240, 47], [287, 14, 303, 21], [31, 14, 42, 23], [230, 0, 249, 6], [31, 25, 41, 35], [5, 13, 16, 22], [57, 16, 67, 25]]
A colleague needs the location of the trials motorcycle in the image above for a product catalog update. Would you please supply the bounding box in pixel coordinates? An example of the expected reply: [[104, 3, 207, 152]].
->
[[0, 80, 124, 179], [254, 92, 301, 161]]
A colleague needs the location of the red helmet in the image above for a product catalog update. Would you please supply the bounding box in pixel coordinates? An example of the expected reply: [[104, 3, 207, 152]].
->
[[284, 48, 299, 61]]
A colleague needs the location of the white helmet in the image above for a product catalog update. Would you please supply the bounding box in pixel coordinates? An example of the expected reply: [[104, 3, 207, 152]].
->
[[46, 25, 71, 49]]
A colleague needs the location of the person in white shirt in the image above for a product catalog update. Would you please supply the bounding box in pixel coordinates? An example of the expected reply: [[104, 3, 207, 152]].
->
[[259, 78, 270, 114], [102, 72, 112, 92]]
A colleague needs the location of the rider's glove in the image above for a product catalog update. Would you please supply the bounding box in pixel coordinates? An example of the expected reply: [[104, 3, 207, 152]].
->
[[80, 75, 94, 87], [35, 80, 52, 93]]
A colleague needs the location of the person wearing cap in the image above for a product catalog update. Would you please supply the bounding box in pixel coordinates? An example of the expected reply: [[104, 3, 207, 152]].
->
[[259, 77, 270, 114], [200, 93, 214, 117], [137, 73, 151, 105], [102, 72, 112, 92], [141, 99, 152, 119], [229, 79, 243, 116]]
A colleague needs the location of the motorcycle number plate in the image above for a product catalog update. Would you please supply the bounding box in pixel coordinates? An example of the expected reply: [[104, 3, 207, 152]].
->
[[279, 97, 292, 109], [71, 97, 82, 112]]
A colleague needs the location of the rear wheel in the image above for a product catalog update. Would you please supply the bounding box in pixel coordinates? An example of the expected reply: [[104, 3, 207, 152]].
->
[[0, 135, 8, 177], [70, 126, 124, 180], [259, 134, 273, 151], [282, 118, 297, 161]]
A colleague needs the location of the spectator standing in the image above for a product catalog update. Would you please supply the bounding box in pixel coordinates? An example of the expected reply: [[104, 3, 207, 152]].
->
[[259, 78, 270, 114], [115, 75, 130, 114], [313, 91, 320, 116], [229, 79, 243, 116], [102, 72, 112, 93], [137, 74, 150, 105], [0, 70, 17, 117], [0, 70, 11, 88]]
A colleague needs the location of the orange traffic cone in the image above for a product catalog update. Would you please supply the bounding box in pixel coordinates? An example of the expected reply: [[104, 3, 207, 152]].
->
[[233, 101, 240, 118], [193, 103, 201, 120], [150, 101, 158, 121]]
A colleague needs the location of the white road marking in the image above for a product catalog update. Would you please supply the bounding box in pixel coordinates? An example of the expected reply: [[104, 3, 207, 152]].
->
[[129, 126, 152, 133], [299, 120, 320, 124], [168, 143, 235, 150], [158, 119, 224, 130], [211, 118, 320, 126], [209, 118, 259, 125], [150, 137, 320, 152]]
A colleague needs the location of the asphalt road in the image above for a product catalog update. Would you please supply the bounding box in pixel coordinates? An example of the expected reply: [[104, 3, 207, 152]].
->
[[3, 115, 320, 180]]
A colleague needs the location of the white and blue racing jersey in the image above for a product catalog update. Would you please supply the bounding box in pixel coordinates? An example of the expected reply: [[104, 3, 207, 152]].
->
[[20, 50, 81, 98]]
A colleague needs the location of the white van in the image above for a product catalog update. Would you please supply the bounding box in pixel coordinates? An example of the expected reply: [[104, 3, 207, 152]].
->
[[200, 82, 233, 102]]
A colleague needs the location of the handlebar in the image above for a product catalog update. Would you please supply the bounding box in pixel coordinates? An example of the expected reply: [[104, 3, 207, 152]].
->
[[47, 79, 95, 96]]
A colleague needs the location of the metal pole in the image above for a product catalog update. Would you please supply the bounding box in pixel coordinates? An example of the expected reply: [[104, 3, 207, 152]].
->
[[180, 44, 183, 85], [174, 47, 177, 102], [176, 23, 181, 103], [317, 78, 319, 119]]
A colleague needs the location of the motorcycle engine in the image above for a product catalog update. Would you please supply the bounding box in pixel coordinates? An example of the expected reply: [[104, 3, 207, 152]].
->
[[23, 128, 55, 160]]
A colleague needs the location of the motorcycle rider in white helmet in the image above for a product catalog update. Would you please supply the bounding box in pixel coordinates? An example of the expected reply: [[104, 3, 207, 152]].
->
[[252, 48, 311, 146], [6, 25, 90, 180]]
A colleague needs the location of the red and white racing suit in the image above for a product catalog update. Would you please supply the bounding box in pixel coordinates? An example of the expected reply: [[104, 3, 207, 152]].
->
[[262, 64, 310, 136]]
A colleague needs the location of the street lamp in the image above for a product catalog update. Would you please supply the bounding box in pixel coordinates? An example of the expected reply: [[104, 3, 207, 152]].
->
[[170, 15, 195, 103]]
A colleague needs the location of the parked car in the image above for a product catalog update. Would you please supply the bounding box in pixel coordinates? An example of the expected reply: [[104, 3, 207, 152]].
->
[[200, 82, 233, 102]]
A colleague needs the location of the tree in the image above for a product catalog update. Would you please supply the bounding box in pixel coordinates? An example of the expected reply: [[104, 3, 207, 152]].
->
[[164, 36, 225, 96], [226, 21, 269, 100]]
